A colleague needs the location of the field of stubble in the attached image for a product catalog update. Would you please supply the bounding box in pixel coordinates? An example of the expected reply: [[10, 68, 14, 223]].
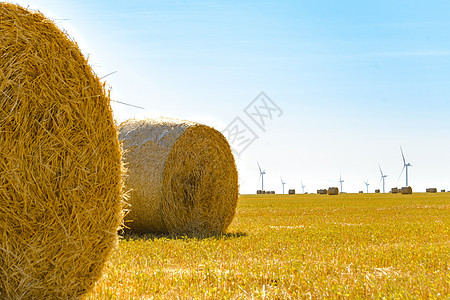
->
[[88, 193, 449, 299]]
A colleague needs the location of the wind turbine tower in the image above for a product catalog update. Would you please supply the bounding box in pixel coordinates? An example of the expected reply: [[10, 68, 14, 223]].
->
[[301, 180, 305, 194], [364, 180, 370, 193], [400, 146, 412, 187], [379, 164, 388, 193], [280, 177, 286, 194], [339, 173, 344, 193], [257, 162, 266, 191]]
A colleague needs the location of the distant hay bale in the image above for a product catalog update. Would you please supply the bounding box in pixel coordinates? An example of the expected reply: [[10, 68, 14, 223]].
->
[[327, 187, 339, 195], [426, 188, 437, 193], [400, 186, 413, 194], [441, 189, 446, 193], [288, 189, 295, 195], [391, 187, 399, 194], [257, 190, 262, 194], [0, 3, 124, 299], [317, 189, 327, 195], [119, 118, 238, 236], [375, 189, 381, 193], [359, 191, 364, 193]]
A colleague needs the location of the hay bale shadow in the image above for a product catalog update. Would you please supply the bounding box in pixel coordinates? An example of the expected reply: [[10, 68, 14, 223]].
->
[[119, 231, 247, 241]]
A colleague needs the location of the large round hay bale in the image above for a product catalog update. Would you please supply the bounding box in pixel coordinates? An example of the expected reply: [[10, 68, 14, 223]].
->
[[119, 118, 239, 236], [0, 3, 124, 299]]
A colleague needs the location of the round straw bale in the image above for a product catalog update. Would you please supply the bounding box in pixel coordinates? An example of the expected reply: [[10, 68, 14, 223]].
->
[[119, 118, 239, 236], [0, 4, 124, 299]]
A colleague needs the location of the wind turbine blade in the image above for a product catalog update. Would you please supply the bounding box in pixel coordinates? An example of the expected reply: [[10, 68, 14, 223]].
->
[[257, 162, 261, 173], [379, 164, 384, 176], [398, 165, 405, 182], [400, 146, 406, 165]]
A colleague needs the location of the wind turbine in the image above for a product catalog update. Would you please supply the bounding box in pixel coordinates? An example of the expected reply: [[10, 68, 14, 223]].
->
[[399, 146, 412, 187], [280, 177, 286, 194], [364, 180, 370, 193], [379, 164, 388, 193], [301, 180, 306, 194], [257, 162, 266, 191], [339, 173, 344, 193]]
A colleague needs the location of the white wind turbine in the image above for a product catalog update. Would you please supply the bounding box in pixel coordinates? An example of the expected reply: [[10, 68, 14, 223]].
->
[[364, 180, 370, 193], [399, 146, 412, 187], [301, 180, 306, 194], [257, 162, 266, 191], [379, 164, 388, 193], [339, 173, 344, 193], [280, 177, 286, 194]]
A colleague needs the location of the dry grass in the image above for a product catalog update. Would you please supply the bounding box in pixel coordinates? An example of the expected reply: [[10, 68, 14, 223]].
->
[[0, 3, 124, 299], [88, 193, 449, 299], [119, 118, 238, 236]]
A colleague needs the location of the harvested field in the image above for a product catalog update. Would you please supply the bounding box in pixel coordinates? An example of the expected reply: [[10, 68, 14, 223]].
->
[[87, 193, 449, 299]]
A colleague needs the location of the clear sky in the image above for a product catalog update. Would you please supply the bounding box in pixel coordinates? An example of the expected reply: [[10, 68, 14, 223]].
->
[[13, 0, 450, 194]]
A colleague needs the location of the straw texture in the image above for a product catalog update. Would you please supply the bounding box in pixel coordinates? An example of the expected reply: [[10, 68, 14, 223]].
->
[[119, 118, 239, 236], [0, 3, 124, 299]]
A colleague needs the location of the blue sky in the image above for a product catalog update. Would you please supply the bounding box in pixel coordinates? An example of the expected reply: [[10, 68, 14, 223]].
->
[[14, 0, 450, 193]]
